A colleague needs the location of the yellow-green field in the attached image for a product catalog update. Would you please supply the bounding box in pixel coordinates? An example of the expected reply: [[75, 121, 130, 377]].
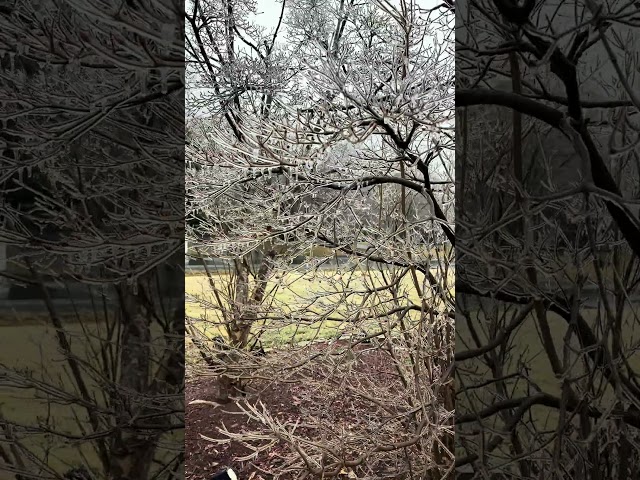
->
[[185, 265, 454, 354], [0, 315, 180, 476], [456, 300, 640, 445], [0, 318, 100, 472]]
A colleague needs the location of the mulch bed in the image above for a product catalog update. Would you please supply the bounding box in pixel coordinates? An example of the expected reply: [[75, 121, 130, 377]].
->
[[185, 342, 399, 480], [185, 376, 295, 480]]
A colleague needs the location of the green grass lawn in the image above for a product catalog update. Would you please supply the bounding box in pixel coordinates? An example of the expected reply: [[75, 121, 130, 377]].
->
[[1, 319, 96, 473], [0, 315, 181, 476], [456, 300, 640, 447], [185, 265, 454, 356]]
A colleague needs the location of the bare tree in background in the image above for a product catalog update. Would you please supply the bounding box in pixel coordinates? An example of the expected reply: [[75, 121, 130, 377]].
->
[[0, 1, 184, 479], [186, 0, 455, 478], [457, 0, 640, 477]]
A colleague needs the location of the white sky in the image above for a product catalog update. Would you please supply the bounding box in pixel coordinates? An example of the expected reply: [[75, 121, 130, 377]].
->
[[251, 0, 285, 30], [250, 0, 444, 31]]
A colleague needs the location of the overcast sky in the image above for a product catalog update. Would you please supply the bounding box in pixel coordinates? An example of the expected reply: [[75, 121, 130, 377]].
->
[[252, 0, 285, 30], [250, 0, 443, 31]]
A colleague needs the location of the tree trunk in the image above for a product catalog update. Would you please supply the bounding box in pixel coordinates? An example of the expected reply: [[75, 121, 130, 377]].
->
[[217, 249, 277, 401], [108, 280, 157, 480]]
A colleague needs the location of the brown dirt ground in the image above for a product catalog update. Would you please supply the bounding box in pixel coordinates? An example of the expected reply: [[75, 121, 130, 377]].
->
[[185, 342, 400, 480]]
